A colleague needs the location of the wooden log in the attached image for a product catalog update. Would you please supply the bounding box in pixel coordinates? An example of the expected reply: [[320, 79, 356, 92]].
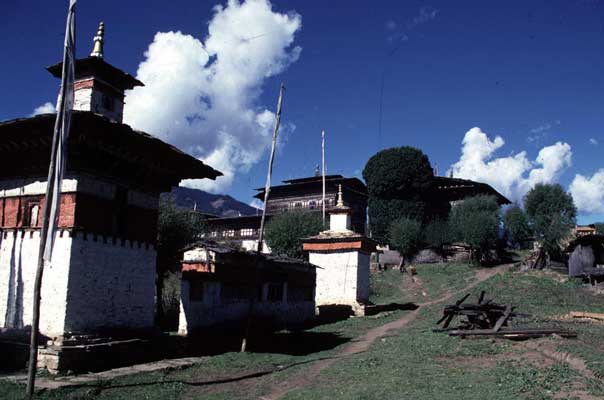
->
[[448, 328, 577, 338], [492, 305, 512, 332], [569, 311, 604, 321]]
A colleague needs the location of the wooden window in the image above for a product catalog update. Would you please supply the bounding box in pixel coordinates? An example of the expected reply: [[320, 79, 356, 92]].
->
[[27, 203, 40, 227], [240, 228, 254, 237], [221, 284, 249, 303], [266, 283, 284, 302], [189, 280, 204, 302]]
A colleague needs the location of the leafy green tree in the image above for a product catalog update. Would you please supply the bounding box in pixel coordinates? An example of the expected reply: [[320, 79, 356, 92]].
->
[[524, 183, 576, 259], [503, 205, 532, 248], [423, 219, 452, 261], [389, 217, 423, 270], [449, 195, 500, 264], [593, 222, 604, 235], [363, 146, 435, 243], [265, 210, 323, 259], [156, 196, 206, 327]]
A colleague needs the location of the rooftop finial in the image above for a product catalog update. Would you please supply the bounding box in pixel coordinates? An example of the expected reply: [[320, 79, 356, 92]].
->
[[336, 184, 344, 207], [90, 21, 104, 58]]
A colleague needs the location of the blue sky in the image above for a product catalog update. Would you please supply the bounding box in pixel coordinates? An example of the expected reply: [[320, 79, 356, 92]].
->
[[1, 0, 604, 223]]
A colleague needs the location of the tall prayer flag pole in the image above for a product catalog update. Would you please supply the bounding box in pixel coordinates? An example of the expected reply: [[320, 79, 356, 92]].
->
[[240, 83, 286, 353], [322, 130, 326, 227], [26, 1, 76, 397]]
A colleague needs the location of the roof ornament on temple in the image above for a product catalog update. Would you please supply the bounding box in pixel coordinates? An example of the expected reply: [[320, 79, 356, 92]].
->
[[90, 21, 104, 58]]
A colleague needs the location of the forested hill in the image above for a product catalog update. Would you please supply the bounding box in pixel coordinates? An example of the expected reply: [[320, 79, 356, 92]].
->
[[163, 186, 259, 218]]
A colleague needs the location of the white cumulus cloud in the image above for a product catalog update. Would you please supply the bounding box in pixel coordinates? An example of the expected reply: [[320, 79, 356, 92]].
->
[[569, 170, 604, 214], [448, 127, 572, 202], [589, 138, 598, 145], [124, 0, 301, 193], [30, 102, 55, 116]]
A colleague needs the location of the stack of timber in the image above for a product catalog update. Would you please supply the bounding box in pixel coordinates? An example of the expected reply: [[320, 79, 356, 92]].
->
[[434, 291, 576, 340]]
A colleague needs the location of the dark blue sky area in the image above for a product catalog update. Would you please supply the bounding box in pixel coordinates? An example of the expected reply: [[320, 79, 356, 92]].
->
[[1, 0, 603, 222]]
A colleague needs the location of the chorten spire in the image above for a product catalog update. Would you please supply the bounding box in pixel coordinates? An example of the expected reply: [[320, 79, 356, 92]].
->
[[336, 184, 344, 207], [90, 22, 104, 58]]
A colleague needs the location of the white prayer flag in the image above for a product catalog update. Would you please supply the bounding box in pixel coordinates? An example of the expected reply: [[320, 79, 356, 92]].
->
[[43, 0, 76, 263]]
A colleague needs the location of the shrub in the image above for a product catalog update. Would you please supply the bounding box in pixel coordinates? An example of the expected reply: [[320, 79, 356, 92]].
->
[[389, 217, 423, 266], [503, 205, 532, 248], [265, 210, 323, 259], [449, 195, 500, 264], [524, 183, 576, 258]]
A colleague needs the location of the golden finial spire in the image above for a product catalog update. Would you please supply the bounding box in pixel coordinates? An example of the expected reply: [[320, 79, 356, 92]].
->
[[90, 21, 105, 58], [336, 184, 344, 207]]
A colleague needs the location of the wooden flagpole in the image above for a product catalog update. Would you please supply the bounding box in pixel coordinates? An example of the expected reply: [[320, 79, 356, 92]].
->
[[26, 1, 77, 397], [241, 82, 285, 353], [322, 130, 326, 227]]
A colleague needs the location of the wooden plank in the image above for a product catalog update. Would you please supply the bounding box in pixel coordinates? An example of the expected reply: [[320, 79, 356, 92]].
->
[[492, 305, 512, 332], [569, 311, 604, 321], [449, 328, 577, 338]]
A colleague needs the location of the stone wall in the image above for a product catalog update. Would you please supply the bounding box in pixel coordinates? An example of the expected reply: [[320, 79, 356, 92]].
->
[[0, 229, 157, 337], [64, 232, 156, 333], [0, 230, 72, 338]]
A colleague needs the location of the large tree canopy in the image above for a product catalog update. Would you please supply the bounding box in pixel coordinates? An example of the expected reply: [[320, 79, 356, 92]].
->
[[265, 210, 323, 259], [524, 183, 576, 257], [449, 195, 500, 264], [363, 146, 435, 243]]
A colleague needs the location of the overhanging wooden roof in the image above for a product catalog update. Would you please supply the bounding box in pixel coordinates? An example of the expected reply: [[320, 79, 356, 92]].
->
[[47, 57, 143, 90], [0, 112, 222, 192], [254, 176, 367, 200], [432, 176, 511, 205]]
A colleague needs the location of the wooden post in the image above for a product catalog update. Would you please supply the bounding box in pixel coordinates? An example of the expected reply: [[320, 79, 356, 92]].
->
[[27, 3, 76, 396], [321, 130, 326, 228], [241, 83, 285, 353]]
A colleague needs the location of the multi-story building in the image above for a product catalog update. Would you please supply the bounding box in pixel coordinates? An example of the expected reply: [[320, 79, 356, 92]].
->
[[0, 23, 221, 372], [205, 175, 368, 248]]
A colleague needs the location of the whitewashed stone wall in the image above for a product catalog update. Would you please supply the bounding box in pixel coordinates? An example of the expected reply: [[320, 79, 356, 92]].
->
[[178, 280, 314, 335], [0, 230, 72, 337], [64, 233, 156, 333], [0, 231, 156, 337], [309, 251, 370, 308]]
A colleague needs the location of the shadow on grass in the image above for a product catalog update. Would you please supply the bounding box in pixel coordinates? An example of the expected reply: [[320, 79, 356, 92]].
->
[[181, 329, 350, 357], [49, 356, 334, 393]]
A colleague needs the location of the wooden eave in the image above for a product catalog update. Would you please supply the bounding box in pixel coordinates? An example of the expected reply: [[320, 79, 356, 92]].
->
[[0, 112, 222, 191]]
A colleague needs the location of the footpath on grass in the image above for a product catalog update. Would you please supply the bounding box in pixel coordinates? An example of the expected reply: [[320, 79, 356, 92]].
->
[[259, 263, 514, 400]]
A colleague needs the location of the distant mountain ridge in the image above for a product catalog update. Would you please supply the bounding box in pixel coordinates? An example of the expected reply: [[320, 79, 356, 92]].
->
[[163, 186, 259, 218]]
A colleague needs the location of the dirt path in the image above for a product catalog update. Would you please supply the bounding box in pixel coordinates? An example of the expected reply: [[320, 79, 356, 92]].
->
[[259, 264, 513, 400]]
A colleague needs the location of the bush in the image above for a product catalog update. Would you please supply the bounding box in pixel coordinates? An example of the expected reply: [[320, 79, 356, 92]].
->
[[449, 195, 500, 264], [388, 217, 423, 266], [156, 196, 206, 328], [363, 146, 434, 243], [265, 210, 323, 259], [424, 219, 452, 260], [503, 205, 532, 248], [524, 183, 576, 258]]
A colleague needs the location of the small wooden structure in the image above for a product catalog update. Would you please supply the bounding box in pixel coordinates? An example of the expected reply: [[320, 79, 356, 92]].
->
[[434, 292, 576, 339], [566, 235, 604, 279], [178, 241, 316, 335]]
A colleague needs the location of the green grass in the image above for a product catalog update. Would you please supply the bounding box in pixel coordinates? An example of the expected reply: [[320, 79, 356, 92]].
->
[[2, 264, 604, 400]]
